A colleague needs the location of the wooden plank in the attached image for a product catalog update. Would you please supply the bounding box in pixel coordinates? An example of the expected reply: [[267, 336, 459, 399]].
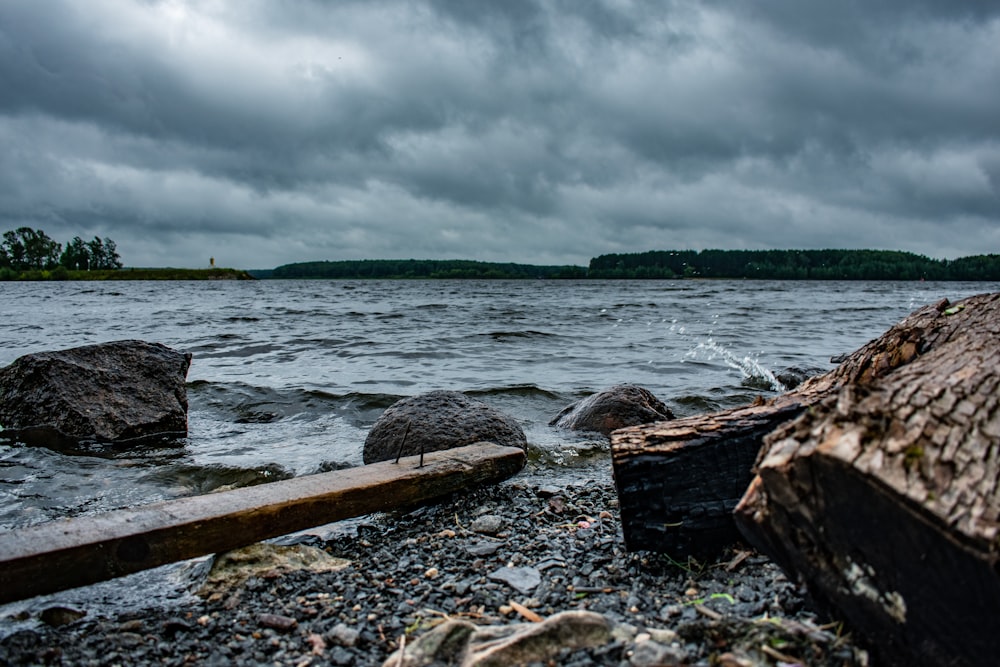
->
[[0, 442, 525, 604]]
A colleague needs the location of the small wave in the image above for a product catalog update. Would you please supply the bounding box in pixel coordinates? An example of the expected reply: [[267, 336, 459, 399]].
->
[[467, 384, 561, 400], [687, 339, 788, 393], [191, 343, 283, 359], [139, 462, 293, 495], [484, 330, 557, 341], [671, 394, 724, 416], [303, 390, 403, 412]]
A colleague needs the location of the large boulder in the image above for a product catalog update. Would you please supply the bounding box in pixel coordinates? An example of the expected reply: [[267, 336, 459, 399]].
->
[[363, 390, 527, 464], [549, 384, 674, 437], [0, 340, 192, 447]]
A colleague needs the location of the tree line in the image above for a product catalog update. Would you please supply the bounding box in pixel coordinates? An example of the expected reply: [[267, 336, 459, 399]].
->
[[271, 259, 587, 280], [271, 250, 1000, 281], [587, 249, 1000, 281], [1, 227, 122, 278]]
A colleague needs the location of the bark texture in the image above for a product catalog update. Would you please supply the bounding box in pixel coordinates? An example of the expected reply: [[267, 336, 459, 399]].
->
[[735, 292, 1000, 667], [611, 293, 993, 556]]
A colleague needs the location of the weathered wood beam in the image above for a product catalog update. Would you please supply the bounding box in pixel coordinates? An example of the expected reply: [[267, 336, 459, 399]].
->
[[0, 442, 525, 604], [735, 292, 1000, 667]]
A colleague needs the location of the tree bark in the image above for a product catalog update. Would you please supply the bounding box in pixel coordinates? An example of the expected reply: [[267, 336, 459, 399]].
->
[[734, 292, 1000, 667], [611, 293, 991, 556]]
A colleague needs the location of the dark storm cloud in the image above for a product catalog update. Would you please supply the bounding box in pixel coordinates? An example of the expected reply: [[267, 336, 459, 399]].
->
[[0, 0, 997, 268]]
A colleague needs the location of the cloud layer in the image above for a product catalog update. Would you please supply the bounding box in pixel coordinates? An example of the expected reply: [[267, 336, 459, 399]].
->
[[1, 0, 998, 268]]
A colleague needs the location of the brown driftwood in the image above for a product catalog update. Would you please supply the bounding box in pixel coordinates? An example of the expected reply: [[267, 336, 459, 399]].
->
[[0, 442, 525, 604], [735, 292, 1000, 667], [611, 294, 986, 556]]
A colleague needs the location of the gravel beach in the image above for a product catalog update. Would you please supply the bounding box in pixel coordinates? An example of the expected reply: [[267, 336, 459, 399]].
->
[[0, 469, 868, 666]]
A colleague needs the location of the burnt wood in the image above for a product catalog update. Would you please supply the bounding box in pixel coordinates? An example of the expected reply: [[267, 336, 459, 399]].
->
[[0, 442, 525, 604], [611, 400, 805, 555]]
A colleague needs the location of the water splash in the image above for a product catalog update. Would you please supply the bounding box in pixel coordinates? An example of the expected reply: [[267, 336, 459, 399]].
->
[[686, 339, 788, 393]]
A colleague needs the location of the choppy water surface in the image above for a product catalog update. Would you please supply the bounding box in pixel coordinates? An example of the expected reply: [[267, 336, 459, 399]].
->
[[1, 279, 995, 532]]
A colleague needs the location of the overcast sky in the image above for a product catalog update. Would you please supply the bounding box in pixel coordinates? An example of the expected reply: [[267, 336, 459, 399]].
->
[[1, 1, 998, 269]]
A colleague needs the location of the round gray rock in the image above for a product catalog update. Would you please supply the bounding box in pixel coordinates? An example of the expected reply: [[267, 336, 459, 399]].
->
[[363, 390, 527, 464], [549, 384, 674, 437]]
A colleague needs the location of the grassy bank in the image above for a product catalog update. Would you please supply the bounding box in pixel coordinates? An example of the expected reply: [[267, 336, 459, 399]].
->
[[0, 267, 255, 281]]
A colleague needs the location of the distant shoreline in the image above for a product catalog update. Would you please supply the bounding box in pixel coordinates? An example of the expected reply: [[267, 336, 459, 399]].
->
[[0, 268, 255, 281]]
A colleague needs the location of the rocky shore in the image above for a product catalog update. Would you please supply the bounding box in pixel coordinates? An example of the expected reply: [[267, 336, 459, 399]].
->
[[1, 470, 867, 666]]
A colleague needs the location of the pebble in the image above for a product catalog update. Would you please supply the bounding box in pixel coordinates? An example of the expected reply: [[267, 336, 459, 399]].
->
[[488, 566, 542, 595], [470, 514, 504, 534]]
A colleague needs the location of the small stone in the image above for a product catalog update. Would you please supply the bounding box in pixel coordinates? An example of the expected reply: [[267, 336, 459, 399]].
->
[[629, 640, 685, 667], [471, 515, 504, 535], [438, 529, 457, 538], [648, 627, 679, 644], [425, 567, 440, 579], [488, 566, 542, 595], [467, 542, 500, 556], [39, 606, 86, 627], [328, 623, 360, 647], [258, 613, 298, 632]]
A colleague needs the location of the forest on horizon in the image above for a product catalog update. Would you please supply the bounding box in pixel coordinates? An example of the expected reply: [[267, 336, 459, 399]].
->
[[267, 249, 1000, 281]]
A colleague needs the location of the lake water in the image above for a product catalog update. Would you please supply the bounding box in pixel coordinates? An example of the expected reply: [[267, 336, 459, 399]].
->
[[1, 278, 997, 533]]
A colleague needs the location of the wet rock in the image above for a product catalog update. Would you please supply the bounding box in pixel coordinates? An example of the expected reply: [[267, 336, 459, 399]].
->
[[363, 390, 527, 464], [550, 384, 674, 437], [0, 340, 192, 447], [774, 366, 824, 390], [197, 543, 350, 597]]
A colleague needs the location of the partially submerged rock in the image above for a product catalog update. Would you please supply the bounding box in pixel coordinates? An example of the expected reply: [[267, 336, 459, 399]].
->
[[0, 340, 192, 447], [363, 390, 527, 464], [550, 384, 674, 437]]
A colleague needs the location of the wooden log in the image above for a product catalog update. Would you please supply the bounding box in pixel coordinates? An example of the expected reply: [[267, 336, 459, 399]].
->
[[610, 400, 806, 555], [0, 442, 525, 604], [611, 294, 986, 556], [734, 292, 1000, 667]]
